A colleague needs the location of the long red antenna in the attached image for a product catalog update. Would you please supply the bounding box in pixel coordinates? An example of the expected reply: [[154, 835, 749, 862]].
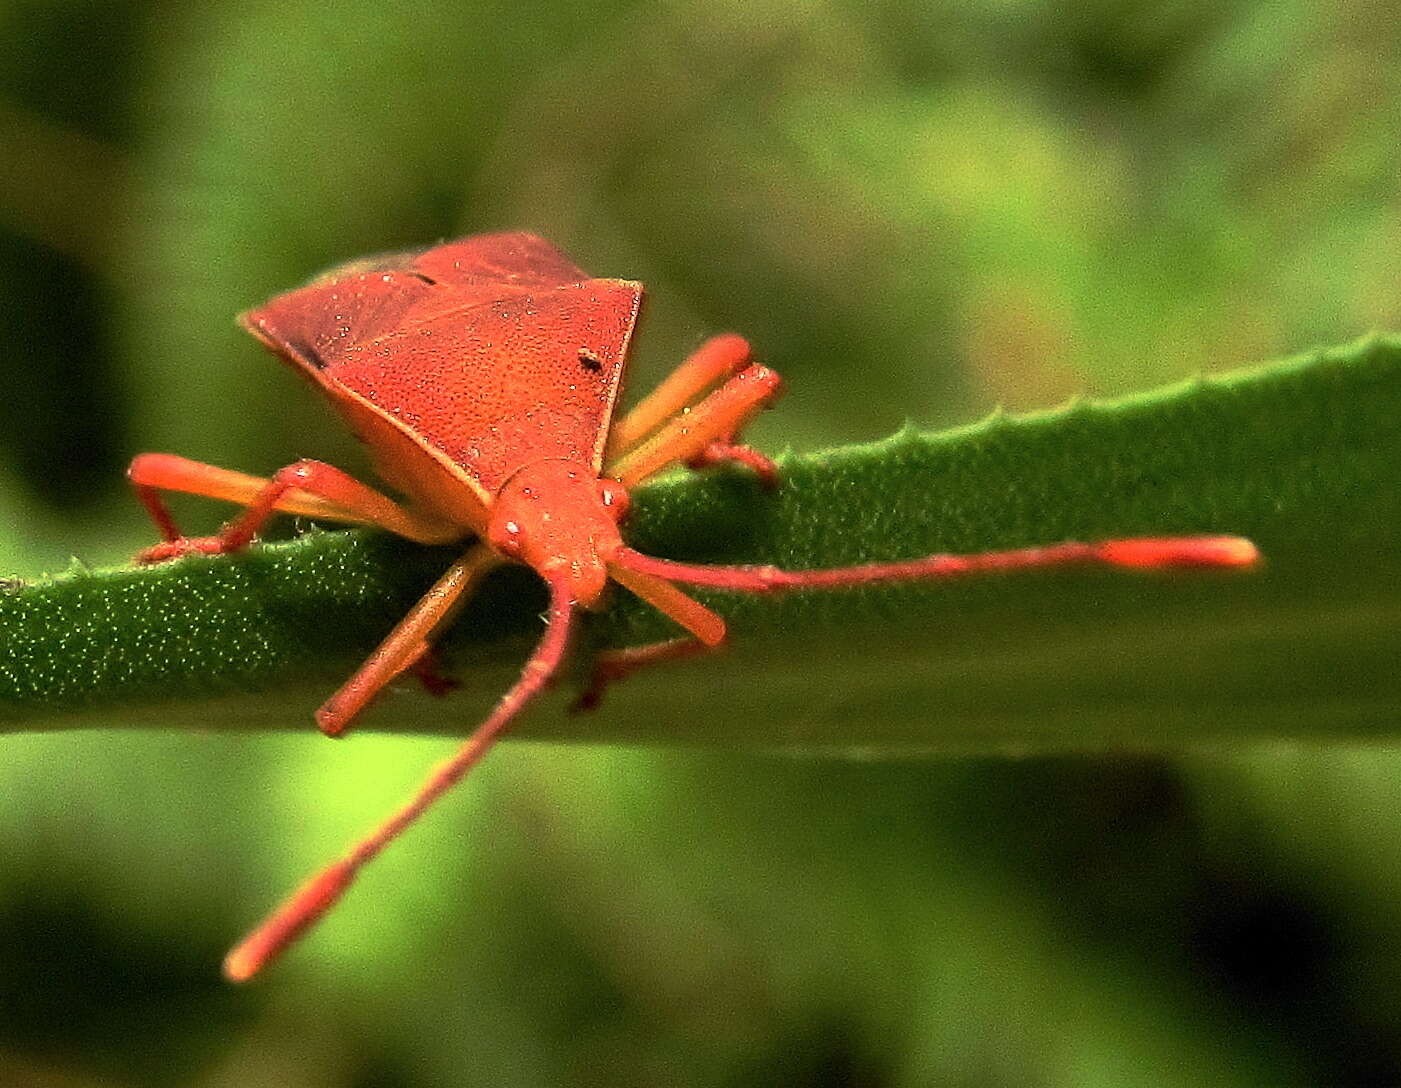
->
[[610, 535, 1259, 592], [223, 576, 576, 982]]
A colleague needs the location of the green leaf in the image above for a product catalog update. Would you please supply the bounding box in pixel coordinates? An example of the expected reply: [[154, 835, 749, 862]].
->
[[2, 335, 1397, 750]]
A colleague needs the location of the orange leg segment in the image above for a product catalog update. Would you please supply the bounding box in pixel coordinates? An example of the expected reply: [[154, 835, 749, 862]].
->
[[316, 544, 500, 737], [606, 561, 728, 646], [130, 453, 357, 540], [129, 455, 458, 562], [570, 636, 713, 712], [605, 333, 753, 457], [566, 563, 728, 709], [686, 441, 780, 489], [223, 574, 577, 983], [606, 364, 783, 488]]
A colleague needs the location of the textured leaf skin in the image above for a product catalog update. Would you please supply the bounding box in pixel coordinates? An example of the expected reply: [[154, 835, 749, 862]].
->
[[1, 336, 1397, 751]]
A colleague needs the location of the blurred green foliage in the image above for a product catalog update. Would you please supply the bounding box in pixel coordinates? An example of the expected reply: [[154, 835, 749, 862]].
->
[[0, 1, 1398, 1085]]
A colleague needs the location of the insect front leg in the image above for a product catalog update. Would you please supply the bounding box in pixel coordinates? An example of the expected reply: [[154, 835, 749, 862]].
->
[[224, 573, 577, 982], [128, 455, 458, 563], [570, 637, 713, 712], [609, 537, 1261, 594], [316, 543, 499, 737], [570, 562, 729, 709], [589, 535, 1259, 708]]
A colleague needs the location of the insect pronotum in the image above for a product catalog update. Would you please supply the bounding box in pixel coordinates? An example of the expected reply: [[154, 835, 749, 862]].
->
[[127, 232, 1259, 979]]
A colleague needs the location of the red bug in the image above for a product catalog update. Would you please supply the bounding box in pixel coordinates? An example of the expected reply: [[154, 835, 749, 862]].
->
[[128, 232, 1259, 980]]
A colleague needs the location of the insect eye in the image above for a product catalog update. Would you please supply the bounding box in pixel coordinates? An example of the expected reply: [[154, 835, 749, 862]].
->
[[597, 479, 631, 521], [488, 518, 525, 559]]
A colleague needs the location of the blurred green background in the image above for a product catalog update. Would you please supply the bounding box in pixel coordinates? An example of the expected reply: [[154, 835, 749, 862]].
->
[[1, 2, 1399, 1085]]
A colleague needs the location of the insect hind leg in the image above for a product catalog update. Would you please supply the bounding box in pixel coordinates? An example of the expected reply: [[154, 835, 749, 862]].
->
[[605, 333, 753, 457]]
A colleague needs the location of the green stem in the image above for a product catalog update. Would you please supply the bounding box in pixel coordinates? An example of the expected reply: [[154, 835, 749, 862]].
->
[[2, 335, 1397, 751]]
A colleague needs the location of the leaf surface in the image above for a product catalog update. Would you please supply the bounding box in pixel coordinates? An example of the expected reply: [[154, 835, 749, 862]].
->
[[3, 336, 1397, 752]]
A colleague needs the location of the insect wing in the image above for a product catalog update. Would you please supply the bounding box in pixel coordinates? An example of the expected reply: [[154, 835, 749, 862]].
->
[[241, 269, 439, 370], [240, 233, 591, 373], [410, 232, 589, 293]]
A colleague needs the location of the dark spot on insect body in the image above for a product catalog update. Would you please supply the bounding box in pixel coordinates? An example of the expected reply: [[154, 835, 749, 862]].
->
[[578, 348, 604, 372], [285, 335, 328, 369]]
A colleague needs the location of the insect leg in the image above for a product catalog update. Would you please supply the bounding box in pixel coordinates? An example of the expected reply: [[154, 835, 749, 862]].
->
[[316, 543, 500, 737], [610, 536, 1261, 593], [402, 645, 460, 698], [605, 334, 752, 457], [129, 453, 360, 542], [569, 564, 728, 709], [223, 574, 576, 982], [607, 364, 783, 488], [570, 637, 712, 712], [684, 441, 780, 489], [607, 561, 728, 646], [131, 456, 459, 562]]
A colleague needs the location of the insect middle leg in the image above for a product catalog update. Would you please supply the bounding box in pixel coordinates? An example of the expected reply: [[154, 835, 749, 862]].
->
[[582, 366, 784, 700], [606, 334, 752, 455], [607, 336, 780, 485], [606, 363, 784, 488], [129, 454, 458, 562], [570, 637, 712, 712]]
